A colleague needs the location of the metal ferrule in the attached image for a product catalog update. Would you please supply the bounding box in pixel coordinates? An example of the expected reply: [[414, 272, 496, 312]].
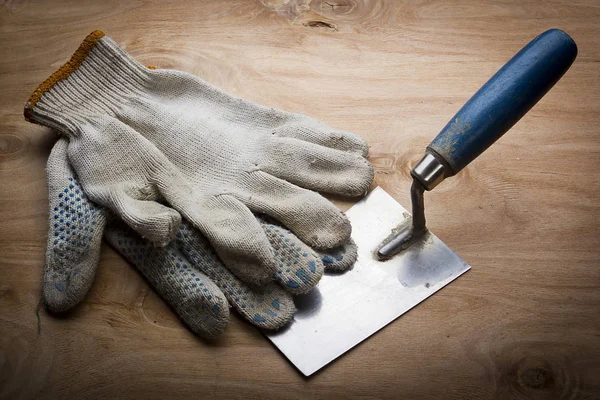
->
[[411, 152, 446, 191]]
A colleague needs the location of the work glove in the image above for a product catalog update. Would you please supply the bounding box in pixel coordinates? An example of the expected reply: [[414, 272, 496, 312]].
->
[[45, 137, 357, 337], [25, 30, 374, 286]]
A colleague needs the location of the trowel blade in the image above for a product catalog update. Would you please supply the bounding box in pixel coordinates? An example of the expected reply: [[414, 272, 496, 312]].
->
[[265, 187, 471, 376]]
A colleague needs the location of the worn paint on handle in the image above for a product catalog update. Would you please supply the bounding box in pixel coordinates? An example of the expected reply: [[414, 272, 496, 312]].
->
[[428, 29, 577, 175]]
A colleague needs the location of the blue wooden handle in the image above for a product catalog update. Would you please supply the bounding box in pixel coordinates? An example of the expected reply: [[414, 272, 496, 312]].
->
[[428, 29, 577, 175]]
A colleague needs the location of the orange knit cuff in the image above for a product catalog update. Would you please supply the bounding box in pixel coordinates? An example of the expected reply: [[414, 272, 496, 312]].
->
[[24, 30, 105, 121]]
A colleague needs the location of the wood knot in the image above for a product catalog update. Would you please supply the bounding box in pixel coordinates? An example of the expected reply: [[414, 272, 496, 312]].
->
[[261, 0, 385, 27], [312, 0, 356, 17], [310, 0, 385, 22], [303, 20, 337, 30], [0, 134, 26, 156], [368, 153, 397, 175], [500, 356, 580, 399], [519, 366, 551, 389], [261, 0, 376, 29]]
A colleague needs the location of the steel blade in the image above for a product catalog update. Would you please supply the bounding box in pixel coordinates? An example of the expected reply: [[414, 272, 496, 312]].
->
[[265, 187, 471, 376]]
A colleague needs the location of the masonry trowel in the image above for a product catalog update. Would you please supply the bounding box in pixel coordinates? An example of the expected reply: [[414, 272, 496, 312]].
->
[[266, 29, 577, 376]]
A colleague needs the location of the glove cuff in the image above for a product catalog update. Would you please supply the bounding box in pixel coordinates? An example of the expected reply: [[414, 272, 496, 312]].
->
[[24, 30, 150, 134]]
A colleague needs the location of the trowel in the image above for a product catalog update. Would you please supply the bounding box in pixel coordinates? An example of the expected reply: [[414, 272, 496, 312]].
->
[[266, 29, 577, 376]]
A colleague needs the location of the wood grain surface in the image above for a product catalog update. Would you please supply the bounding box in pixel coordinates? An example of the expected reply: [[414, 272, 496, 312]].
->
[[1, 1, 599, 399]]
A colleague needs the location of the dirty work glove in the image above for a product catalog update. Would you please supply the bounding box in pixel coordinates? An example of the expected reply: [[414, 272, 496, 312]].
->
[[45, 137, 357, 337], [24, 30, 373, 286]]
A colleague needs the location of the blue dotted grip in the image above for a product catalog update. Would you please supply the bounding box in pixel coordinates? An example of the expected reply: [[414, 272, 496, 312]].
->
[[428, 29, 577, 174]]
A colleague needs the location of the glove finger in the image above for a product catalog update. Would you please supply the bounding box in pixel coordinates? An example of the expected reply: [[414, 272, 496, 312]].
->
[[272, 121, 369, 157], [238, 171, 352, 250], [44, 137, 107, 313], [99, 188, 181, 246], [168, 192, 277, 286], [177, 221, 296, 330], [105, 221, 230, 339], [262, 136, 374, 197], [258, 216, 324, 294], [318, 238, 358, 272]]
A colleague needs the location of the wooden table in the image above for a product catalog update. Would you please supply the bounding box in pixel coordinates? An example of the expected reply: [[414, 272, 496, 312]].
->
[[1, 1, 599, 398]]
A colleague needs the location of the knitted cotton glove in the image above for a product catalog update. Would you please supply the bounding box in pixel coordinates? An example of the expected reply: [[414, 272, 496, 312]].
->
[[45, 138, 358, 337], [25, 31, 373, 286]]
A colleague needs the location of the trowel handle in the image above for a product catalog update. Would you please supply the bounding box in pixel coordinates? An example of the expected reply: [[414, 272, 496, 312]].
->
[[414, 29, 577, 190]]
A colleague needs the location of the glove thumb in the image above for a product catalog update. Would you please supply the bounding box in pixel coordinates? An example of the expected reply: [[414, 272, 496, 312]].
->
[[43, 137, 106, 312]]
